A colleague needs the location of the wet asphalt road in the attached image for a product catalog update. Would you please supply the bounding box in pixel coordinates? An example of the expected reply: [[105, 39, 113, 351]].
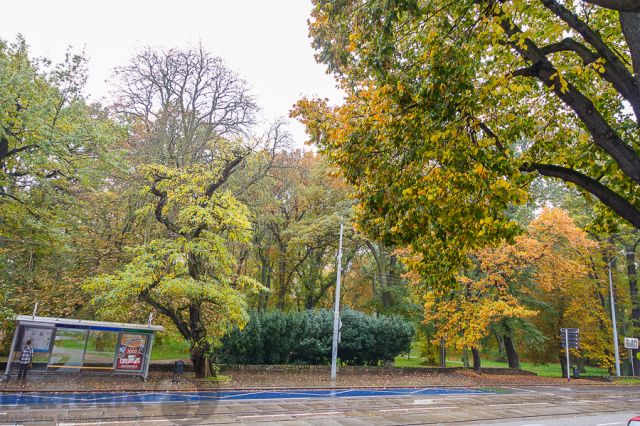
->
[[0, 385, 638, 425]]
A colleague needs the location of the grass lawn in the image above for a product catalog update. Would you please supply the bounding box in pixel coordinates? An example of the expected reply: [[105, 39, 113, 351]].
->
[[151, 338, 190, 360], [393, 353, 610, 377], [612, 377, 640, 384]]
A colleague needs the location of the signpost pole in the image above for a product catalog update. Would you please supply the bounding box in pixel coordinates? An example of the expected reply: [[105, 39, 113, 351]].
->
[[565, 330, 570, 382], [624, 338, 639, 376], [330, 222, 344, 381]]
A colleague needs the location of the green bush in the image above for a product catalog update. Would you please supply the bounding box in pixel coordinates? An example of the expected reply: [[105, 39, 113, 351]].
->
[[218, 309, 414, 366]]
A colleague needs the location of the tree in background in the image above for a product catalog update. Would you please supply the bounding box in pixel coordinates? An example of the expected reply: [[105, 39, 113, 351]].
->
[[403, 208, 614, 372], [610, 226, 640, 373], [524, 208, 614, 374], [114, 45, 257, 167], [0, 37, 123, 318], [85, 46, 266, 377], [363, 241, 409, 314], [243, 151, 356, 311], [404, 236, 539, 370]]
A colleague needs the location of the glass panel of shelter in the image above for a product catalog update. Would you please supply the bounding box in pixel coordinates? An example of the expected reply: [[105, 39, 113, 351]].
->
[[13, 326, 55, 372], [83, 330, 119, 372], [47, 327, 89, 372]]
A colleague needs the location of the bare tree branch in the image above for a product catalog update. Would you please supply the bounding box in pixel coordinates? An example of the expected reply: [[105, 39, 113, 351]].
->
[[521, 162, 640, 228]]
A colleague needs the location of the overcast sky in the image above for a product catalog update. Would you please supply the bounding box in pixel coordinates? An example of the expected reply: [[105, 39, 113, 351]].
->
[[1, 0, 343, 147]]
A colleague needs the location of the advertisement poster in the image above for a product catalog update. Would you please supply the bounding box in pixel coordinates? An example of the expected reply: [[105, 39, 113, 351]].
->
[[21, 328, 53, 353], [115, 333, 146, 371]]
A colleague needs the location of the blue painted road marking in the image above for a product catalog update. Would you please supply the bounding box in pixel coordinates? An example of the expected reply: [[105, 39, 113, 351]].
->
[[0, 387, 493, 406]]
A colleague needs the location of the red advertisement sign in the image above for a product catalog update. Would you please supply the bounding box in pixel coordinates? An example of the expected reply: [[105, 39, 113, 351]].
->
[[115, 333, 146, 371]]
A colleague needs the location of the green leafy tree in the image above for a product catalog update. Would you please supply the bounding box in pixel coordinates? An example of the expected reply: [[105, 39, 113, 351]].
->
[[295, 0, 640, 287], [83, 46, 271, 377], [243, 151, 355, 310], [85, 159, 262, 377], [0, 37, 122, 318]]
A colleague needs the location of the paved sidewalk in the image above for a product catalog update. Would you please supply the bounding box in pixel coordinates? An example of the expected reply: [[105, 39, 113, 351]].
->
[[0, 368, 615, 392]]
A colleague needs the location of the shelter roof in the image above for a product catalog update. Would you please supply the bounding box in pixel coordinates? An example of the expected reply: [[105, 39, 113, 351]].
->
[[15, 315, 163, 332]]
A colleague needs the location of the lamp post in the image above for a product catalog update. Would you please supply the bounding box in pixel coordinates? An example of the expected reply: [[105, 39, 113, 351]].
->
[[607, 257, 621, 377], [330, 222, 344, 381]]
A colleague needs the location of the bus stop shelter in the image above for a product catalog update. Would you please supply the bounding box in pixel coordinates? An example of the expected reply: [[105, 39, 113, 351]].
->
[[3, 316, 163, 380]]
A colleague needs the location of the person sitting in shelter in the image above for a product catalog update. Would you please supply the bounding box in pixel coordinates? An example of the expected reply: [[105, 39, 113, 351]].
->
[[17, 339, 33, 380]]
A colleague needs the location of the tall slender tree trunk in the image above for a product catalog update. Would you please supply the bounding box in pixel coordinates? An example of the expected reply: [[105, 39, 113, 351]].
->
[[471, 347, 481, 371], [304, 293, 314, 310], [366, 240, 399, 312], [258, 263, 267, 311], [277, 257, 286, 310], [493, 329, 506, 359], [381, 291, 393, 310], [258, 263, 271, 311]]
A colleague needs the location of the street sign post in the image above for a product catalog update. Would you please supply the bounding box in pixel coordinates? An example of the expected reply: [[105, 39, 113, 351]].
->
[[624, 337, 639, 377], [560, 328, 579, 381], [624, 337, 639, 349]]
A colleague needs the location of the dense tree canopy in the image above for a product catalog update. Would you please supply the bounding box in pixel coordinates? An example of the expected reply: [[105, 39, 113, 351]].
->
[[295, 0, 640, 287], [0, 37, 123, 318]]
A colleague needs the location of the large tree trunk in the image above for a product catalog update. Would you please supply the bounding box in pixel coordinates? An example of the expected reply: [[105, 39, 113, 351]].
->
[[188, 304, 209, 378], [560, 352, 569, 378], [619, 11, 640, 101], [190, 343, 208, 378], [472, 347, 481, 371], [503, 324, 520, 369], [304, 294, 314, 310], [365, 241, 400, 312]]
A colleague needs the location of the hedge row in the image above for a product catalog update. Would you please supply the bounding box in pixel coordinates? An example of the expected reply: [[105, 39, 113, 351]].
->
[[217, 309, 414, 366]]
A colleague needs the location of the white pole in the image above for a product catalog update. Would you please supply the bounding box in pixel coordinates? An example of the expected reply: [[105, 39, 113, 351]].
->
[[330, 223, 344, 381], [2, 323, 20, 381], [631, 349, 635, 377], [565, 330, 570, 381], [608, 260, 621, 377]]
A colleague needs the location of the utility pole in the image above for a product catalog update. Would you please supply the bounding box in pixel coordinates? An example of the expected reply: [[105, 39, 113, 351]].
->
[[608, 259, 621, 377], [330, 222, 344, 381]]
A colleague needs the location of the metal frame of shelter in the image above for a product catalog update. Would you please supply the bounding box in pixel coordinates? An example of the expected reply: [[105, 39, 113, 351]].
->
[[2, 316, 163, 380]]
